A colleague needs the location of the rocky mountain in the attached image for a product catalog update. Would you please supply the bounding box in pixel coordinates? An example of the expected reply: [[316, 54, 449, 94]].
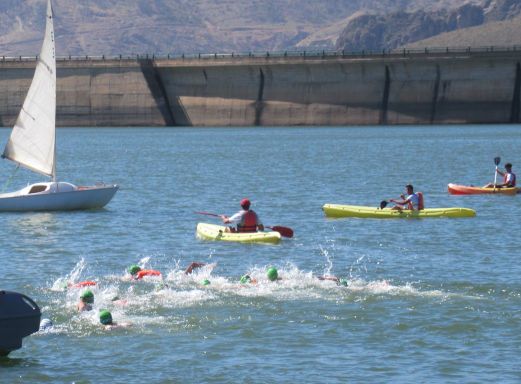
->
[[0, 0, 487, 56], [404, 14, 521, 48], [484, 0, 521, 21], [335, 0, 521, 52]]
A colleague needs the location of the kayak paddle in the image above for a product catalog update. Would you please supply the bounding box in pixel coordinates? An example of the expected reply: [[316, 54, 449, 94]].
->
[[493, 156, 501, 192], [194, 211, 293, 238], [194, 211, 221, 218], [268, 226, 293, 238]]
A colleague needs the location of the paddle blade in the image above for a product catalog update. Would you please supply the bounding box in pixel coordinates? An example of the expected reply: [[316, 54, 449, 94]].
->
[[494, 156, 501, 166], [268, 226, 294, 238], [379, 200, 388, 209], [194, 211, 221, 218]]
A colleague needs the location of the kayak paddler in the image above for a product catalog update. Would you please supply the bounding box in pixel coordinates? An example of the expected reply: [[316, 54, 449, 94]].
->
[[484, 163, 516, 188], [390, 184, 423, 211], [220, 198, 264, 233]]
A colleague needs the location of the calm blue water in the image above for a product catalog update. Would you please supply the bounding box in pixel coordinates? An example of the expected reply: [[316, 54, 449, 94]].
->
[[1, 125, 520, 383]]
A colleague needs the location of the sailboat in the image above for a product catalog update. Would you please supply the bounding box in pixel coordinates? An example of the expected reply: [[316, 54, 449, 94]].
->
[[0, 0, 118, 212]]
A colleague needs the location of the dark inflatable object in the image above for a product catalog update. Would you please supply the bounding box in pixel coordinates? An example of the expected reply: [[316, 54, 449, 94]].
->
[[0, 291, 41, 356]]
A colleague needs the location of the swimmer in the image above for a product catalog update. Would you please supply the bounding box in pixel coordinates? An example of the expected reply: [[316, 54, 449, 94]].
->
[[184, 262, 206, 274], [111, 295, 128, 306], [128, 265, 161, 280], [264, 267, 348, 286], [266, 267, 279, 282], [39, 318, 53, 332], [318, 275, 349, 286], [99, 310, 131, 330], [77, 289, 94, 312], [239, 274, 258, 284], [237, 267, 278, 284], [61, 280, 97, 290]]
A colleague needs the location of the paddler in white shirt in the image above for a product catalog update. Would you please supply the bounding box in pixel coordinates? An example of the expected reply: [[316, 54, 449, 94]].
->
[[220, 198, 264, 233], [390, 184, 421, 211]]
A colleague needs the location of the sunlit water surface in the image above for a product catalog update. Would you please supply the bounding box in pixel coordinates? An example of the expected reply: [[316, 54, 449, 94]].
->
[[1, 126, 520, 382]]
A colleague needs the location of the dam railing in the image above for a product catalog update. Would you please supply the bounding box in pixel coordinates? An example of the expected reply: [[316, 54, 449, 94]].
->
[[1, 45, 521, 63]]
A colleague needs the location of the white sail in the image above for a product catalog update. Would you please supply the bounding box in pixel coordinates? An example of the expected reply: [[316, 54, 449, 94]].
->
[[2, 0, 56, 179]]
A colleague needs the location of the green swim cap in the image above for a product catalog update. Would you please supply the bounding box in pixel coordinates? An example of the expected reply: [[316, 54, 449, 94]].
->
[[80, 290, 94, 304], [266, 267, 278, 281], [339, 278, 348, 287], [128, 265, 141, 275], [99, 310, 113, 325], [240, 275, 251, 284], [201, 279, 211, 286]]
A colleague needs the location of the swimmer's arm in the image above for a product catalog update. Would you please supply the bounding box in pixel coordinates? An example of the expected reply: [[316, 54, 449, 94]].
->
[[185, 262, 206, 274]]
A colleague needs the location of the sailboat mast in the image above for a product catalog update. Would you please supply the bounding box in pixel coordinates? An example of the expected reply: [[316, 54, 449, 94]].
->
[[50, 0, 57, 182]]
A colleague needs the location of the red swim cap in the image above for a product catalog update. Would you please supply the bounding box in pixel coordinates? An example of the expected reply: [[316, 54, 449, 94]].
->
[[240, 198, 251, 209]]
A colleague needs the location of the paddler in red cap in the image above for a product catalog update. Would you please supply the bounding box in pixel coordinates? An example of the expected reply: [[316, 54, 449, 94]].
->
[[220, 198, 264, 233]]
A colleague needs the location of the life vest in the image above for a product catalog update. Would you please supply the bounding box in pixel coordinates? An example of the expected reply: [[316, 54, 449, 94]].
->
[[407, 192, 424, 211], [417, 192, 424, 210], [237, 210, 258, 233], [136, 269, 161, 279], [505, 172, 516, 187]]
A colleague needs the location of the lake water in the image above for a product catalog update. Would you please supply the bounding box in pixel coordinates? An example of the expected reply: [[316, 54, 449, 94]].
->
[[1, 125, 520, 383]]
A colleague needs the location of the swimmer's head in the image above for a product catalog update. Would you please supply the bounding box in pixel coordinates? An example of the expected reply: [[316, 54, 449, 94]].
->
[[339, 278, 348, 287], [99, 310, 113, 325], [201, 279, 211, 286], [39, 318, 53, 331], [128, 265, 141, 276], [266, 267, 278, 281], [80, 289, 94, 304], [240, 275, 251, 284]]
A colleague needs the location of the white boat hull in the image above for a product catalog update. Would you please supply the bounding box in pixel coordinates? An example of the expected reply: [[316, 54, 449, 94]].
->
[[0, 182, 118, 212]]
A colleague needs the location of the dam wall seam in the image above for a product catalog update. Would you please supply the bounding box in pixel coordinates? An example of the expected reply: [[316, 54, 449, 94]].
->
[[379, 65, 390, 125], [254, 68, 265, 126], [510, 62, 521, 124], [139, 59, 175, 126], [430, 64, 441, 124]]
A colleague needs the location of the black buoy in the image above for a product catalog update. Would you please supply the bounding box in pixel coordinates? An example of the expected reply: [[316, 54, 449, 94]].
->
[[0, 291, 41, 356]]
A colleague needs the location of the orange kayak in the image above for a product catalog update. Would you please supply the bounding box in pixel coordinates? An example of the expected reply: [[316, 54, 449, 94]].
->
[[447, 183, 519, 195]]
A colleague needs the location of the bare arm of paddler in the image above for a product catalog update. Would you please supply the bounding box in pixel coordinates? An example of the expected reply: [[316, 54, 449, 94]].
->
[[221, 211, 242, 224], [389, 197, 407, 206]]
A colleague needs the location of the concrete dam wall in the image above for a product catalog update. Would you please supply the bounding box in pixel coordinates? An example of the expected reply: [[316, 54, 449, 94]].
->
[[0, 49, 520, 127]]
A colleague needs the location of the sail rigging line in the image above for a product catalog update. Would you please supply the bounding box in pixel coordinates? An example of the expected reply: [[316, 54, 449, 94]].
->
[[1, 165, 19, 193]]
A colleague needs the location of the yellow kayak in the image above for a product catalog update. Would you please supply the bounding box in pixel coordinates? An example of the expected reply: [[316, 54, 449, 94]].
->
[[196, 223, 281, 244], [322, 204, 476, 219]]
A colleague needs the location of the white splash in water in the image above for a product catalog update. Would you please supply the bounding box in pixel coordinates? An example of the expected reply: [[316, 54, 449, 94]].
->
[[51, 258, 88, 291]]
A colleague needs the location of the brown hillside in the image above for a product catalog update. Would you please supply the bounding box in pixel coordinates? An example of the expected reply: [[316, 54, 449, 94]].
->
[[0, 0, 483, 56], [404, 15, 521, 48]]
